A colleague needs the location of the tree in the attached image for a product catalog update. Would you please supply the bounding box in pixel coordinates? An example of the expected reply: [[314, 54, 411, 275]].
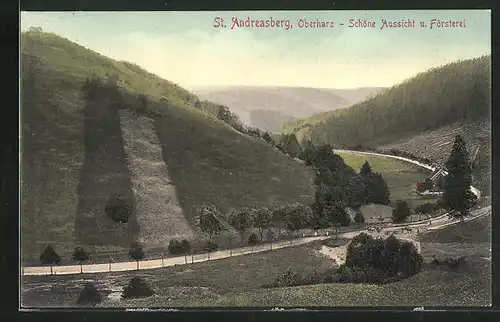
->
[[105, 195, 133, 224], [137, 93, 147, 114], [299, 140, 316, 165], [366, 173, 391, 205], [129, 242, 145, 270], [282, 133, 301, 158], [196, 205, 224, 243], [443, 135, 476, 219], [77, 282, 102, 306], [359, 161, 372, 175], [262, 132, 275, 145], [252, 207, 273, 241], [217, 105, 233, 123], [72, 246, 89, 273], [40, 245, 61, 266], [271, 206, 288, 239], [324, 203, 351, 227], [392, 200, 411, 223], [346, 174, 369, 207], [354, 212, 365, 224], [122, 276, 154, 299], [180, 239, 191, 255], [229, 208, 252, 243], [285, 204, 313, 236]]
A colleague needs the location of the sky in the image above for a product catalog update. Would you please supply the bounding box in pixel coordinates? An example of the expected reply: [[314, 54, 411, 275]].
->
[[20, 10, 491, 90]]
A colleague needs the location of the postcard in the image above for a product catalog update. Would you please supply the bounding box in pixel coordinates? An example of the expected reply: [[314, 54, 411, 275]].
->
[[20, 9, 491, 309]]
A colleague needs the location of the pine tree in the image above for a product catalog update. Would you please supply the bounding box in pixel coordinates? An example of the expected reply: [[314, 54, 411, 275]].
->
[[359, 161, 372, 175], [367, 173, 391, 205], [443, 135, 476, 219], [392, 200, 411, 223]]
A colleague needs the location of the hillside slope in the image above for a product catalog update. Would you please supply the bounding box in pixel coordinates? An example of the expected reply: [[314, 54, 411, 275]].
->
[[20, 32, 316, 264], [192, 86, 352, 130], [284, 56, 490, 146], [284, 56, 491, 193]]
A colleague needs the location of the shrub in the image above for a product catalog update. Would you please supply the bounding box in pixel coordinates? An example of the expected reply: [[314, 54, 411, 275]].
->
[[275, 268, 303, 287], [344, 232, 423, 281], [122, 277, 154, 299], [248, 233, 260, 246], [168, 239, 191, 255], [336, 265, 354, 282], [77, 282, 102, 306], [105, 195, 133, 223], [40, 245, 61, 265], [354, 212, 365, 224], [204, 241, 218, 252]]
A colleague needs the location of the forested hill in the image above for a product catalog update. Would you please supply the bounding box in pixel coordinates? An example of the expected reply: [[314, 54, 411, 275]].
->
[[284, 56, 491, 148]]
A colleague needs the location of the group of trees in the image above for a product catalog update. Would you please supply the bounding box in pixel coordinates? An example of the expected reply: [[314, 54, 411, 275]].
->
[[301, 142, 391, 228], [196, 203, 317, 249], [342, 233, 423, 282], [39, 242, 147, 272]]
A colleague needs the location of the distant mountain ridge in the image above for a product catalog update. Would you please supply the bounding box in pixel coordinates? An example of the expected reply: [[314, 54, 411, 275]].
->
[[192, 86, 385, 131]]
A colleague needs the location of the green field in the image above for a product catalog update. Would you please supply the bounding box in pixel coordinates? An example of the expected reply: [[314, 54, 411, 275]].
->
[[337, 151, 438, 208], [21, 244, 333, 307], [21, 214, 491, 308]]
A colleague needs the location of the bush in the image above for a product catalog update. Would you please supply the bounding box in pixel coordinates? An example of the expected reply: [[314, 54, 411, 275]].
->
[[248, 233, 260, 246], [275, 268, 303, 287], [204, 241, 218, 252], [105, 195, 133, 223], [168, 239, 191, 255], [40, 245, 61, 265], [344, 233, 423, 281], [77, 282, 102, 306], [336, 265, 354, 282], [122, 277, 154, 299], [354, 212, 365, 224]]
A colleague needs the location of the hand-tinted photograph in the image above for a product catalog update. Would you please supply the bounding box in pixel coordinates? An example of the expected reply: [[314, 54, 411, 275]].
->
[[20, 10, 491, 308]]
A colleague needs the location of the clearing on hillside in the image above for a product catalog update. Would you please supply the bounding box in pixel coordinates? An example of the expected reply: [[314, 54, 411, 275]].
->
[[336, 151, 437, 208]]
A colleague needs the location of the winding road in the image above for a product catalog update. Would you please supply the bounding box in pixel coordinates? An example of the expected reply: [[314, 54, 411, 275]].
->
[[22, 150, 487, 276]]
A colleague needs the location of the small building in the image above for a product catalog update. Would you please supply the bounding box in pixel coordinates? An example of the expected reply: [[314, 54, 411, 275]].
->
[[429, 168, 447, 188]]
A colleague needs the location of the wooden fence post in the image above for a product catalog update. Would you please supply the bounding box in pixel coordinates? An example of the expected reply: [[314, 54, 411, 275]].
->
[[50, 266, 53, 275], [191, 254, 194, 263], [162, 255, 164, 267]]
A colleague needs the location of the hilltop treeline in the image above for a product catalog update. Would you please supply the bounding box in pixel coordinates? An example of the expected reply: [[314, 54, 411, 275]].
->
[[296, 56, 490, 147]]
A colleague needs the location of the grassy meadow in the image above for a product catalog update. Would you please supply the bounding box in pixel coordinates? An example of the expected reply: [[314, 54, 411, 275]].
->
[[337, 152, 438, 208]]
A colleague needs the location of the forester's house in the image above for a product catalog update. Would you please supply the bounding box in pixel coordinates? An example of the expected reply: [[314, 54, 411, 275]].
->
[[429, 168, 446, 188]]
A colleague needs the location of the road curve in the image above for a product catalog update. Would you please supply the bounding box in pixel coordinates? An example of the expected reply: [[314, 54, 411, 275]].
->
[[22, 150, 485, 276], [333, 149, 481, 199]]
